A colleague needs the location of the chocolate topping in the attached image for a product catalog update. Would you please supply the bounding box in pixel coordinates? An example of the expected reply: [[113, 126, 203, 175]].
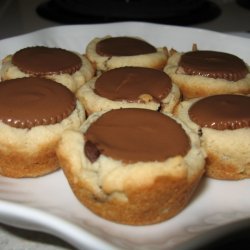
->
[[84, 108, 190, 163], [12, 46, 82, 75], [84, 140, 101, 163], [179, 50, 248, 81], [189, 94, 250, 130], [94, 67, 172, 102], [96, 37, 157, 56], [0, 77, 76, 128]]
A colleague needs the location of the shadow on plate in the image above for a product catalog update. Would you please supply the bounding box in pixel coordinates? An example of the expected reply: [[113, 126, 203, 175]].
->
[[178, 218, 250, 250], [0, 223, 75, 250]]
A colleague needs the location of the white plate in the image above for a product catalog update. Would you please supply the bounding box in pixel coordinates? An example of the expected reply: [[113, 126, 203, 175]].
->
[[0, 22, 250, 250]]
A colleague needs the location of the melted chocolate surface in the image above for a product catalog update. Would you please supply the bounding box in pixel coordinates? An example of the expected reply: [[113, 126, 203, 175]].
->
[[12, 46, 82, 75], [189, 94, 250, 130], [94, 67, 172, 102], [179, 50, 248, 81], [0, 77, 76, 128], [84, 108, 190, 163], [96, 37, 157, 56]]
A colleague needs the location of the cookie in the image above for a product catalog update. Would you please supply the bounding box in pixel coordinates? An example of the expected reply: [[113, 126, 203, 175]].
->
[[57, 108, 205, 225], [175, 94, 250, 180], [77, 66, 180, 115], [86, 36, 167, 71], [164, 50, 250, 99], [0, 46, 95, 92], [0, 77, 85, 178]]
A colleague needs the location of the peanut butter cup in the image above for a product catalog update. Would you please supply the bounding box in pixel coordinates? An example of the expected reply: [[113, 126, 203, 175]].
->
[[188, 94, 250, 130], [0, 77, 76, 129], [94, 67, 172, 102], [179, 50, 248, 81], [84, 108, 190, 163], [96, 37, 157, 56], [12, 46, 82, 75]]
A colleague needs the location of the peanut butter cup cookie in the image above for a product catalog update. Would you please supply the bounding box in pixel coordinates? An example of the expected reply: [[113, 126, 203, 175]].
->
[[86, 36, 167, 71], [77, 66, 180, 115], [57, 108, 205, 225], [175, 94, 250, 180], [0, 77, 85, 178], [164, 50, 250, 99], [0, 46, 95, 92]]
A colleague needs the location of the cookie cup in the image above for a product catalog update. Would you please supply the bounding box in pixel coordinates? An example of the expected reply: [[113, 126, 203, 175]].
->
[[164, 52, 250, 99], [56, 111, 205, 225], [175, 98, 250, 180], [86, 36, 167, 71], [0, 53, 95, 92], [76, 76, 181, 115], [0, 101, 85, 178]]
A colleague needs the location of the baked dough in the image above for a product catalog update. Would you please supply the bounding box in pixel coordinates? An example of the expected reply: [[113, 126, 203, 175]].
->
[[76, 67, 180, 115], [0, 48, 95, 92], [164, 52, 250, 99], [0, 77, 85, 178], [0, 101, 85, 178], [175, 95, 250, 180], [56, 109, 205, 225], [86, 36, 167, 71]]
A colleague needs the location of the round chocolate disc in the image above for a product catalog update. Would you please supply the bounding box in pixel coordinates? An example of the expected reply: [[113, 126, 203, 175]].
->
[[12, 46, 82, 75], [179, 50, 248, 81], [189, 94, 250, 130], [84, 108, 190, 163], [0, 77, 76, 128], [94, 67, 172, 102], [96, 37, 157, 56]]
